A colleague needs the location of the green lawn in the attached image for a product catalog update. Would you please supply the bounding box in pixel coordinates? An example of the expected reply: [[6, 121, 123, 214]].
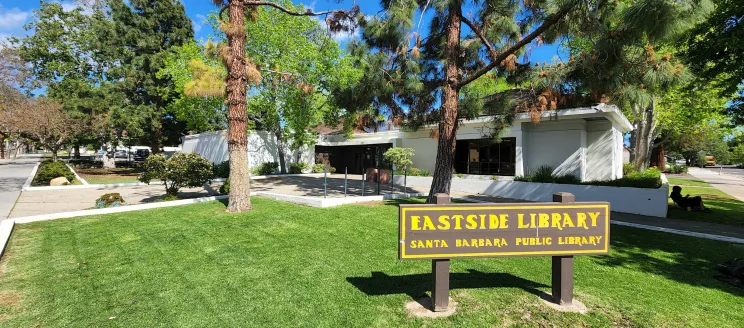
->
[[667, 185, 744, 226], [76, 167, 143, 184], [1, 198, 743, 327], [667, 177, 712, 188]]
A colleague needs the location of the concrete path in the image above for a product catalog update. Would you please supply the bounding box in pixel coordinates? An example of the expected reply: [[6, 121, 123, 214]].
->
[[0, 156, 40, 220], [688, 167, 744, 202]]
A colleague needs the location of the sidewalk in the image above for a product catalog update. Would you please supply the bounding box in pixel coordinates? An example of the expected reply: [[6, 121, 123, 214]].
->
[[688, 167, 744, 202], [454, 192, 744, 243], [0, 156, 40, 220]]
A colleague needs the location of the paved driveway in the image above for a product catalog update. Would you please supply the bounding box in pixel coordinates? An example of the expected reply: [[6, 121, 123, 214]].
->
[[0, 156, 39, 220]]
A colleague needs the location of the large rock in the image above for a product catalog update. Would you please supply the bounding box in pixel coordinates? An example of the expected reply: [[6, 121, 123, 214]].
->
[[50, 177, 70, 186]]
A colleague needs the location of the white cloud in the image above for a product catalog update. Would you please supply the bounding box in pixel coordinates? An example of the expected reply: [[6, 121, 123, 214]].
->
[[194, 14, 206, 33], [0, 6, 30, 30]]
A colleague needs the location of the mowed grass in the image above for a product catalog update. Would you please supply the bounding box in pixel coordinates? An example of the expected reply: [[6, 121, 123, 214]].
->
[[76, 167, 143, 184], [1, 198, 743, 327], [666, 177, 712, 188], [667, 179, 744, 226]]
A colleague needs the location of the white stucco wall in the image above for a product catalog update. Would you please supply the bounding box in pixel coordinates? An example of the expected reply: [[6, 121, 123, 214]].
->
[[522, 120, 587, 179], [393, 175, 669, 217], [181, 130, 314, 171], [586, 121, 615, 181]]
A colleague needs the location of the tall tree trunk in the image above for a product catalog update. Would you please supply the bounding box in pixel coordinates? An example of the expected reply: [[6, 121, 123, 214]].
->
[[427, 2, 461, 203], [225, 0, 252, 212], [630, 99, 657, 171], [0, 134, 6, 160], [150, 118, 163, 154], [276, 129, 287, 174], [74, 144, 80, 159]]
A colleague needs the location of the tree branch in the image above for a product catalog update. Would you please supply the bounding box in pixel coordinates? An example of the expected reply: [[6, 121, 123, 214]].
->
[[460, 14, 498, 60], [457, 6, 573, 88], [243, 1, 336, 16]]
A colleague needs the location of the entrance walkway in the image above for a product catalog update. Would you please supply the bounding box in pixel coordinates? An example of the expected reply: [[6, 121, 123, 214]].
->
[[0, 156, 39, 220]]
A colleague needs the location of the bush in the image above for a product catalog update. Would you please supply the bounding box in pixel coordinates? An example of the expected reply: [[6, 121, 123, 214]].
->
[[667, 163, 688, 174], [138, 153, 214, 196], [585, 167, 662, 189], [251, 162, 279, 176], [623, 163, 636, 176], [33, 160, 76, 186], [220, 179, 230, 194], [383, 148, 414, 170], [532, 165, 555, 183], [95, 193, 125, 208], [289, 162, 308, 174], [213, 161, 230, 178]]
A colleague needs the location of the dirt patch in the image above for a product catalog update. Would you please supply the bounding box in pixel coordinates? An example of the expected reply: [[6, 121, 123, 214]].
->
[[405, 297, 457, 318], [75, 168, 143, 177], [0, 291, 21, 306]]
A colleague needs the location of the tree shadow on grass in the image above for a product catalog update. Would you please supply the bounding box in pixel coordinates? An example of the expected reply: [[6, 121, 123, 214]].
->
[[346, 269, 548, 300], [595, 226, 744, 296]]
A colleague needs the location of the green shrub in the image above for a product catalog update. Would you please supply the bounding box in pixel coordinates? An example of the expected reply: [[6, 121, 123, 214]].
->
[[531, 165, 555, 183], [553, 174, 582, 184], [329, 166, 337, 173], [213, 161, 230, 178], [138, 153, 214, 196], [393, 167, 430, 176], [383, 148, 414, 171], [585, 167, 662, 189], [95, 193, 125, 208], [220, 178, 230, 194], [667, 163, 688, 174], [623, 163, 636, 175], [456, 173, 465, 178], [251, 162, 279, 176], [33, 160, 76, 186], [289, 162, 308, 174]]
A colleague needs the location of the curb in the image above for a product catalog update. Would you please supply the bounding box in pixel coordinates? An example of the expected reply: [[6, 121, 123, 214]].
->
[[19, 173, 326, 191], [67, 164, 89, 185], [610, 220, 744, 244], [0, 219, 14, 259], [20, 162, 40, 191]]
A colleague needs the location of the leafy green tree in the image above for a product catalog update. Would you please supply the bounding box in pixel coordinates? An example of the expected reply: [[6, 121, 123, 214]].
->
[[383, 148, 415, 172], [685, 0, 744, 122], [12, 2, 114, 159], [208, 0, 357, 212], [158, 41, 227, 133], [560, 0, 713, 170], [105, 0, 194, 153]]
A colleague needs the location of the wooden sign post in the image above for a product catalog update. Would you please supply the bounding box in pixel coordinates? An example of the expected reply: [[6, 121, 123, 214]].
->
[[432, 193, 451, 311], [399, 192, 609, 311]]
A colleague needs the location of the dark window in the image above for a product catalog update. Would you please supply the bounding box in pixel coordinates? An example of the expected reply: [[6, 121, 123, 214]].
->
[[455, 138, 516, 176]]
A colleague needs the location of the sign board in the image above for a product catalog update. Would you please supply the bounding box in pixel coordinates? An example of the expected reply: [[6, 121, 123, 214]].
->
[[399, 202, 610, 260]]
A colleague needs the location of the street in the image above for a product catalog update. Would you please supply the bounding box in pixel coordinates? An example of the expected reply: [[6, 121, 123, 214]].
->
[[0, 155, 39, 220]]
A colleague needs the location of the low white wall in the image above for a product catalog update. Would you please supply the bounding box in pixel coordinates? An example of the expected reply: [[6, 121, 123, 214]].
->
[[393, 176, 669, 217]]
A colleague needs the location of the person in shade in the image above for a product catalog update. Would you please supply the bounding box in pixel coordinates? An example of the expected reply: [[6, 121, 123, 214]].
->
[[670, 185, 709, 212]]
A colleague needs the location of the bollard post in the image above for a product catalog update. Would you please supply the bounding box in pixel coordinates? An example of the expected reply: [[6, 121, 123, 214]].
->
[[324, 167, 328, 199], [362, 171, 366, 197], [390, 166, 395, 194], [552, 192, 575, 305], [431, 193, 451, 311], [344, 167, 348, 197], [404, 168, 408, 194]]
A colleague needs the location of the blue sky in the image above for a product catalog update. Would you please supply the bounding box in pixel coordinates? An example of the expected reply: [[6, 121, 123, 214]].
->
[[0, 0, 563, 63]]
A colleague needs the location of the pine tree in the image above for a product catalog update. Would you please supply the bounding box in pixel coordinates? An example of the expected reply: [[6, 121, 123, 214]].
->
[[559, 0, 713, 170], [105, 0, 194, 154], [333, 0, 584, 202]]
